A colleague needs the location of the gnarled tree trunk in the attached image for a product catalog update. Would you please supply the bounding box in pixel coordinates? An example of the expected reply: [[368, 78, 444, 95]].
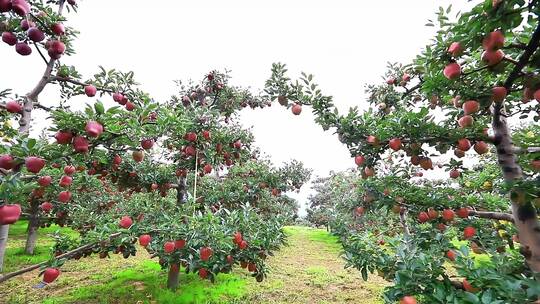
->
[[24, 201, 40, 254], [492, 103, 540, 272], [167, 263, 180, 290]]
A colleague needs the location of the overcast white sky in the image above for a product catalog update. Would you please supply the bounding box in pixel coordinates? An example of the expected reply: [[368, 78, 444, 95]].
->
[[1, 0, 473, 216]]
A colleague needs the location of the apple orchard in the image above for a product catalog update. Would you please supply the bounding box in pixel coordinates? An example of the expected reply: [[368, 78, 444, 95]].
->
[[1, 0, 540, 304]]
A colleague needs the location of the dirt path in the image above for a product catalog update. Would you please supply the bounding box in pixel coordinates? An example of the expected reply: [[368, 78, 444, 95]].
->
[[241, 226, 386, 304]]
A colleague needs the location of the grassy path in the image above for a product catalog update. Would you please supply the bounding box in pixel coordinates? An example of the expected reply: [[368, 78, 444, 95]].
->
[[1, 224, 385, 304], [241, 226, 385, 304]]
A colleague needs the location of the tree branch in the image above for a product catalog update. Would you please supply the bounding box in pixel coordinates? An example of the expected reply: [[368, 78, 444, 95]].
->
[[469, 210, 514, 222], [50, 76, 115, 94], [503, 22, 540, 89], [0, 232, 121, 284]]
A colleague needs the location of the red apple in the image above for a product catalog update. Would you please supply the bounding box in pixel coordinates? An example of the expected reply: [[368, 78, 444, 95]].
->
[[427, 208, 438, 219], [443, 62, 461, 80], [58, 191, 71, 203], [386, 77, 396, 85], [364, 167, 375, 177], [59, 175, 73, 187], [389, 138, 402, 151], [457, 207, 470, 218], [481, 50, 504, 66], [55, 131, 73, 144], [366, 135, 379, 146], [184, 132, 197, 142], [6, 100, 22, 113], [175, 239, 186, 250], [202, 130, 211, 140], [27, 27, 45, 42], [25, 156, 45, 174], [0, 204, 21, 225], [184, 146, 196, 157], [402, 73, 411, 82], [0, 0, 11, 13], [48, 40, 65, 58], [458, 115, 474, 128], [233, 140, 242, 149], [203, 164, 212, 174], [164, 241, 175, 253], [418, 211, 430, 223], [84, 85, 97, 97], [447, 42, 463, 57], [462, 100, 479, 115], [442, 209, 455, 221], [248, 263, 256, 272], [473, 141, 489, 155], [482, 30, 504, 50], [291, 103, 302, 115], [51, 23, 65, 36], [492, 86, 507, 102], [1, 32, 17, 46], [200, 247, 213, 261], [72, 136, 89, 153], [199, 268, 208, 279], [10, 0, 30, 16], [141, 139, 154, 150], [113, 93, 124, 103], [400, 296, 417, 304], [463, 226, 476, 239], [139, 234, 151, 247], [419, 158, 433, 170], [354, 155, 365, 166], [449, 169, 460, 179], [457, 138, 471, 151], [43, 267, 60, 284], [446, 250, 456, 261], [40, 202, 53, 213], [85, 121, 104, 138], [0, 154, 15, 170], [63, 165, 76, 175], [110, 155, 121, 166], [38, 175, 52, 187], [125, 101, 135, 111], [119, 216, 133, 228]]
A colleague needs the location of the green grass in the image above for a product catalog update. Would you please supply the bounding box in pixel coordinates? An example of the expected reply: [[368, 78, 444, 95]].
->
[[43, 260, 248, 304], [3, 224, 385, 304], [3, 221, 78, 273]]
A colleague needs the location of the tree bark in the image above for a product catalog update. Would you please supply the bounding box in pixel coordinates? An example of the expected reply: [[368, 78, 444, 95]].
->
[[167, 264, 180, 290], [176, 176, 187, 205], [469, 210, 514, 222], [24, 201, 40, 255], [0, 225, 9, 273], [491, 18, 540, 273], [492, 102, 540, 272]]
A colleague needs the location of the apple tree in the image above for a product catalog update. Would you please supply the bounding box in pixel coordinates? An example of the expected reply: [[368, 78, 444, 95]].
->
[[267, 0, 540, 302], [0, 0, 310, 291]]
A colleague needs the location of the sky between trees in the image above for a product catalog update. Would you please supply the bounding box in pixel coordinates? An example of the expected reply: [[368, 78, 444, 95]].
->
[[0, 0, 474, 215]]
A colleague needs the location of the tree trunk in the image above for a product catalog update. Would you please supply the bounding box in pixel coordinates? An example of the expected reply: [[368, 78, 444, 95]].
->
[[167, 264, 180, 290], [176, 177, 187, 205], [24, 202, 40, 255], [0, 225, 9, 273], [492, 103, 540, 272]]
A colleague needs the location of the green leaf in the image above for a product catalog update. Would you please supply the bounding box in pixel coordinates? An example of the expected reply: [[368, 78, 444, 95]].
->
[[94, 101, 105, 115]]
